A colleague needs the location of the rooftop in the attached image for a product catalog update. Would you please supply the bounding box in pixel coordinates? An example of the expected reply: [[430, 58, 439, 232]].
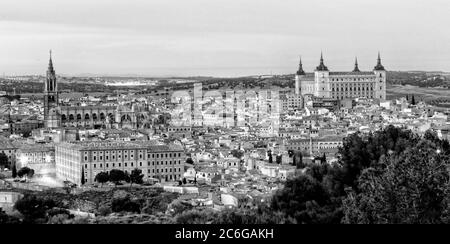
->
[[57, 140, 184, 152]]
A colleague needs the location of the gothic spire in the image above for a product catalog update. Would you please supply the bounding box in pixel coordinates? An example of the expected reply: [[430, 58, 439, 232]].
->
[[374, 51, 385, 71], [48, 50, 54, 72], [315, 51, 328, 71], [296, 56, 305, 75], [353, 57, 360, 72]]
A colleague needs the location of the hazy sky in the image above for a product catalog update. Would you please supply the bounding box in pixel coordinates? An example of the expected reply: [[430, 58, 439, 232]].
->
[[1, 0, 449, 77]]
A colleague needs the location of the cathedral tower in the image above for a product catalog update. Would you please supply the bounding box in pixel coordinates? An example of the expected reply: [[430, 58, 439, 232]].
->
[[44, 50, 60, 128], [294, 56, 305, 95]]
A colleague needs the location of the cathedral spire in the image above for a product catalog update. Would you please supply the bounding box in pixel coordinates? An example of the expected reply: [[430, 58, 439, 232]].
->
[[374, 51, 385, 70], [315, 51, 328, 71], [353, 57, 360, 72], [48, 50, 54, 72], [296, 56, 305, 75]]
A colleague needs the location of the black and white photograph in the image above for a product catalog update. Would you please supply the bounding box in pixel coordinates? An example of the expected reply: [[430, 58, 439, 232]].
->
[[0, 0, 450, 236]]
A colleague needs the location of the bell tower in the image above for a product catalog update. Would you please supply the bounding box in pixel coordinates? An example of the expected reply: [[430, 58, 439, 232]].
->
[[44, 50, 60, 128], [294, 56, 305, 95], [373, 52, 386, 100]]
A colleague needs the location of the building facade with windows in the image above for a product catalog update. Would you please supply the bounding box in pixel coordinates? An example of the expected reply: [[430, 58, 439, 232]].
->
[[15, 144, 55, 176], [55, 141, 185, 185], [295, 53, 386, 100]]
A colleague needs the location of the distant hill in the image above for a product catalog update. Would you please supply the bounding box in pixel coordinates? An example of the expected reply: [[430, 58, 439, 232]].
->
[[386, 71, 449, 88]]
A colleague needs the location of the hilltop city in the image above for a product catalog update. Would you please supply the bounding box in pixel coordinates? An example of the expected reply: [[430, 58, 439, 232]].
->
[[0, 51, 449, 224]]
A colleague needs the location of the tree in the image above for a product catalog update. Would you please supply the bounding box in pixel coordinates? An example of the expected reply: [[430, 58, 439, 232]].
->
[[111, 195, 141, 213], [28, 169, 35, 179], [186, 158, 194, 165], [267, 150, 273, 163], [22, 131, 32, 138], [321, 153, 327, 164], [342, 140, 450, 224], [170, 200, 194, 216], [14, 195, 56, 223], [292, 151, 304, 169], [129, 168, 144, 187], [17, 167, 34, 180], [411, 95, 416, 105], [12, 164, 17, 178], [94, 171, 109, 187], [182, 178, 187, 184], [81, 167, 85, 185], [0, 207, 20, 224], [337, 125, 419, 193], [175, 209, 218, 224], [109, 169, 126, 186], [231, 149, 244, 159], [271, 175, 342, 224], [276, 154, 282, 164], [0, 152, 8, 170]]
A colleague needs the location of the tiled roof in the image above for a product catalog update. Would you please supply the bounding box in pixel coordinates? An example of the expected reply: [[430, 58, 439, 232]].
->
[[57, 140, 183, 152]]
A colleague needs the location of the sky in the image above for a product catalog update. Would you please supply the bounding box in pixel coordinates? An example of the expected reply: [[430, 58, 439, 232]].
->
[[0, 0, 449, 77]]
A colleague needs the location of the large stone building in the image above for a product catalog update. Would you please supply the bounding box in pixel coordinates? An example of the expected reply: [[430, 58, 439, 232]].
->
[[15, 144, 55, 176], [295, 53, 386, 100], [42, 52, 153, 130], [55, 141, 185, 185]]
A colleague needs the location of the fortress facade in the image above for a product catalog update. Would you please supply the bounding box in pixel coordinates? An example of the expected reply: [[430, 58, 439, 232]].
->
[[295, 53, 386, 100]]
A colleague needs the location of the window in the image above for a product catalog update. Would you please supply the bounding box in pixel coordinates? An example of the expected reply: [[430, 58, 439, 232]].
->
[[119, 163, 121, 167], [131, 163, 134, 167], [85, 164, 87, 168], [106, 163, 109, 168], [100, 164, 102, 167], [94, 164, 96, 168], [125, 163, 127, 167], [139, 162, 142, 167], [112, 163, 115, 167]]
